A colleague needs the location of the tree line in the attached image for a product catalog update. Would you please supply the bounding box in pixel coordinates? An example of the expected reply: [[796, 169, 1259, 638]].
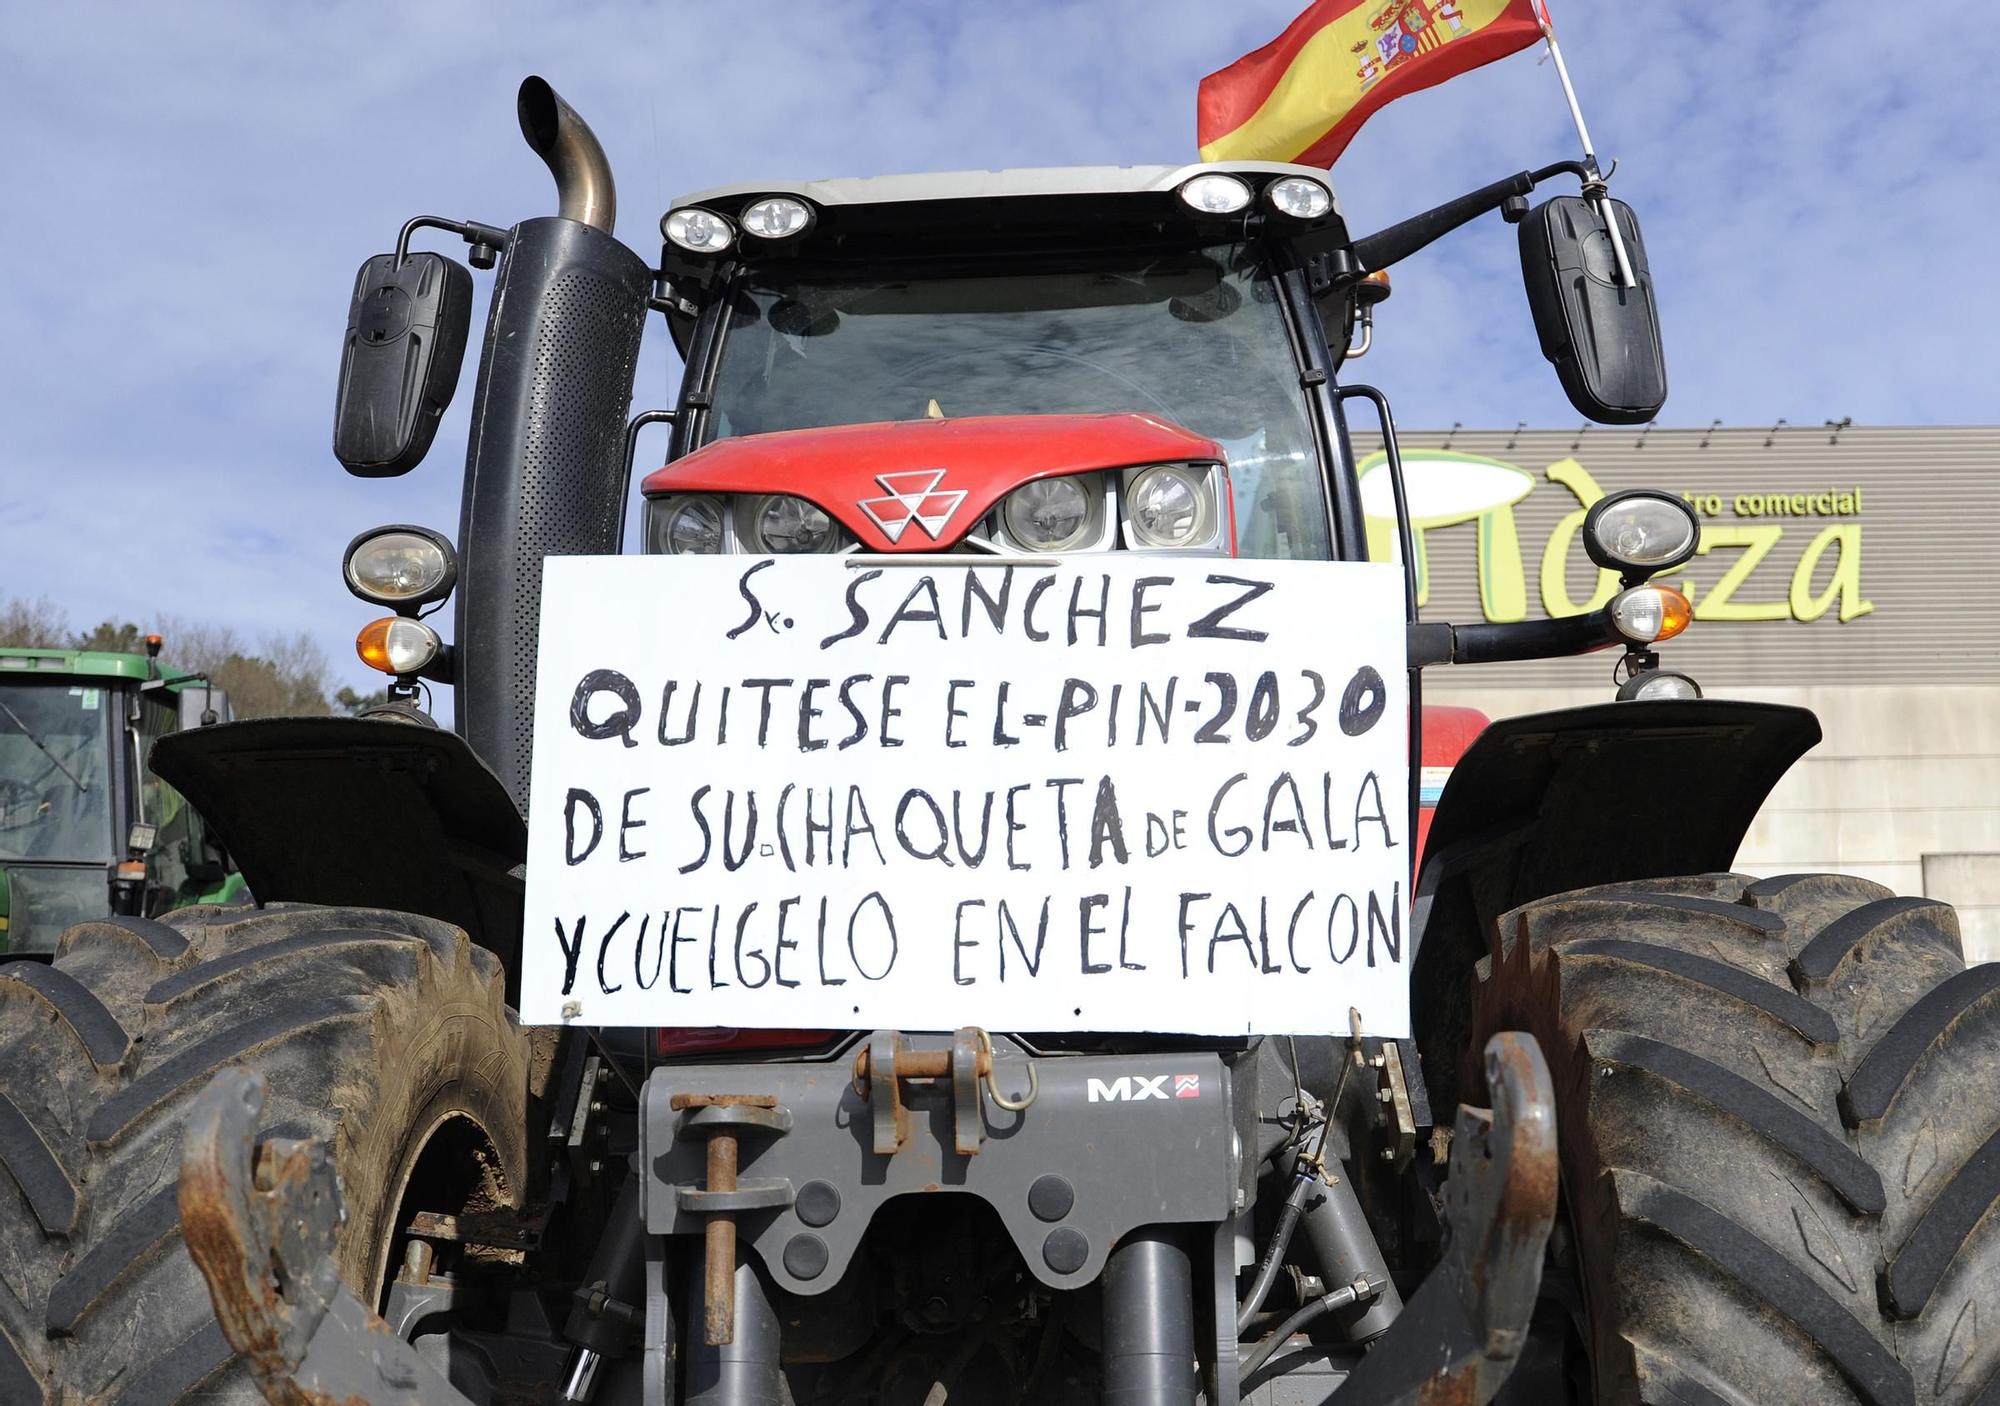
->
[[0, 596, 383, 718]]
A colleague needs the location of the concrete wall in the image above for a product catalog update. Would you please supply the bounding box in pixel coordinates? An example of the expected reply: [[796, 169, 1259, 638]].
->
[[1426, 684, 2000, 963]]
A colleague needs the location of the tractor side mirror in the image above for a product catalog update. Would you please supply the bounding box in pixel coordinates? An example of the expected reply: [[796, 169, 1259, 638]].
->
[[1518, 195, 1666, 425], [333, 252, 473, 476]]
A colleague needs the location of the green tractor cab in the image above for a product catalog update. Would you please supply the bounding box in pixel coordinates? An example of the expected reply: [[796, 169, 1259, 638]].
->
[[0, 644, 241, 952]]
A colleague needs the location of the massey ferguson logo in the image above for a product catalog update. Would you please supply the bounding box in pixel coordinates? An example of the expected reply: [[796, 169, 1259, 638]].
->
[[857, 469, 968, 544], [1087, 1074, 1201, 1103]]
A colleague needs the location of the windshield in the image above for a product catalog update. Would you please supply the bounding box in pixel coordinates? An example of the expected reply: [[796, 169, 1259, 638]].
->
[[704, 245, 1332, 559], [0, 681, 115, 862]]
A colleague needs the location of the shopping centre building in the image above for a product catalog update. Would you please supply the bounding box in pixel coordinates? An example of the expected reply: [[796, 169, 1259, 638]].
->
[[1364, 424, 2000, 960]]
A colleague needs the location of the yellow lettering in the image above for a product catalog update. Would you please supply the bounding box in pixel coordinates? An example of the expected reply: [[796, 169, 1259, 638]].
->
[[1790, 494, 1808, 515], [1694, 525, 1789, 621], [1789, 524, 1874, 622], [1538, 458, 1622, 617]]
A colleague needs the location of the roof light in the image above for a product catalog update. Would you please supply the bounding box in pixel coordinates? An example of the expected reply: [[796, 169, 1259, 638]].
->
[[1179, 173, 1252, 216], [664, 207, 735, 254], [741, 196, 812, 240], [1267, 176, 1333, 220]]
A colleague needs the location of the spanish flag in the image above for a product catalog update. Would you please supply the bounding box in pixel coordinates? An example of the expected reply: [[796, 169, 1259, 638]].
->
[[1199, 0, 1547, 166]]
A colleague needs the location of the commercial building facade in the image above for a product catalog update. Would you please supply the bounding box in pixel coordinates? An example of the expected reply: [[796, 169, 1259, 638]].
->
[[1361, 425, 2000, 959]]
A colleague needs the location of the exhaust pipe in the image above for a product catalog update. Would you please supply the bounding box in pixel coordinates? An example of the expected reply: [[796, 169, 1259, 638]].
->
[[518, 76, 617, 234], [454, 78, 650, 810]]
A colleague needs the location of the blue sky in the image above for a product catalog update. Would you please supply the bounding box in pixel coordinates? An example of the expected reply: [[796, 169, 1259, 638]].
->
[[3, 2, 1995, 695]]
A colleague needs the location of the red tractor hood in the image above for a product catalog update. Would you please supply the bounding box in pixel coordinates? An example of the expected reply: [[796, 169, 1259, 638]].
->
[[640, 413, 1225, 553]]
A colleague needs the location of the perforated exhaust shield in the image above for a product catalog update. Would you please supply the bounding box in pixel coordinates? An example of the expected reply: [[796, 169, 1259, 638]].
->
[[455, 216, 650, 810]]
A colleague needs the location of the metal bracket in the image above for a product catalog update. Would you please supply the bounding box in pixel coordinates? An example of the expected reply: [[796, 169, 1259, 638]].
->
[[851, 1025, 1014, 1157], [1328, 1032, 1559, 1405], [382, 1239, 464, 1343], [670, 1091, 791, 1348], [1376, 1042, 1418, 1166], [178, 1068, 480, 1406]]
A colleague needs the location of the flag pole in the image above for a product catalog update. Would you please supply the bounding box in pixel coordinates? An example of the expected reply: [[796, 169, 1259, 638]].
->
[[1535, 4, 1636, 288]]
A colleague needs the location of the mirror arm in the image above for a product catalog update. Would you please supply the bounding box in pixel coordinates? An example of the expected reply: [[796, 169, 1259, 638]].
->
[[141, 669, 209, 695], [396, 215, 511, 269], [1409, 608, 1621, 667], [1346, 161, 1588, 275]]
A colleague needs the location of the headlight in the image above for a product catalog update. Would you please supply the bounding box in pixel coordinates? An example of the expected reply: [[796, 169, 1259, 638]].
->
[[742, 494, 841, 554], [663, 207, 735, 254], [343, 525, 457, 611], [356, 616, 442, 676], [1266, 176, 1333, 220], [1179, 173, 1252, 215], [1610, 584, 1693, 644], [1124, 465, 1216, 548], [1617, 669, 1703, 702], [1583, 490, 1699, 578], [1001, 476, 1100, 551], [741, 196, 812, 239], [648, 495, 727, 555]]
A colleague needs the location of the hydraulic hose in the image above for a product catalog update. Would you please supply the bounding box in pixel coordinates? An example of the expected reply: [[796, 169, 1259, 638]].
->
[[1234, 1170, 1315, 1337], [1238, 1273, 1385, 1381]]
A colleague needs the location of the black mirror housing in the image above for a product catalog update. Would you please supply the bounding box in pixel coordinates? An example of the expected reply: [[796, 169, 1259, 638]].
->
[[1519, 195, 1666, 425], [333, 252, 473, 476]]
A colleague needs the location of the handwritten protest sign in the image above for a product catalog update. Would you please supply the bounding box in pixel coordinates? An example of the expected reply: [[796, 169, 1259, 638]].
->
[[521, 556, 1410, 1036]]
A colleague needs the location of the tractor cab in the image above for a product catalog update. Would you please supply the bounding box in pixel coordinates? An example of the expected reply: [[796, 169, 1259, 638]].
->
[[0, 646, 238, 951], [643, 164, 1360, 566]]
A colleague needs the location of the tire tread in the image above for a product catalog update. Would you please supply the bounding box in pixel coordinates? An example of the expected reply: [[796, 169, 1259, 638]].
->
[[1471, 870, 2000, 1406]]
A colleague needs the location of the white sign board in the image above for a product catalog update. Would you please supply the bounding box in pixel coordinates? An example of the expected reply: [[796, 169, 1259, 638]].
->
[[521, 557, 1411, 1036]]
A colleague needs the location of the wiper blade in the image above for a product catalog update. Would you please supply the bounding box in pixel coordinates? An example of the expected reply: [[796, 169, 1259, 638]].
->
[[0, 697, 88, 794]]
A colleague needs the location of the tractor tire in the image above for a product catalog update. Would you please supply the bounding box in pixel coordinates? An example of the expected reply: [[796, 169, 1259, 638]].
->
[[0, 903, 533, 1404], [1468, 872, 2000, 1406]]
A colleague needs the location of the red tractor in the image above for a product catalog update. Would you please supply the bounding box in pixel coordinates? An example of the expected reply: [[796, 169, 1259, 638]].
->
[[0, 78, 1991, 1406]]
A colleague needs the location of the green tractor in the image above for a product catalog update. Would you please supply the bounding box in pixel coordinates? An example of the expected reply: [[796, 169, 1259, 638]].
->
[[0, 640, 242, 953]]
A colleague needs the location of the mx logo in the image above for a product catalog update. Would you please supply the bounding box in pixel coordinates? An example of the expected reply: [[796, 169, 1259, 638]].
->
[[857, 469, 967, 544], [1087, 1074, 1199, 1103]]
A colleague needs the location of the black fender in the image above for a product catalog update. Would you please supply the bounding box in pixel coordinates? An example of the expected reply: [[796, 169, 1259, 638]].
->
[[1408, 698, 1820, 1114], [150, 717, 526, 983]]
